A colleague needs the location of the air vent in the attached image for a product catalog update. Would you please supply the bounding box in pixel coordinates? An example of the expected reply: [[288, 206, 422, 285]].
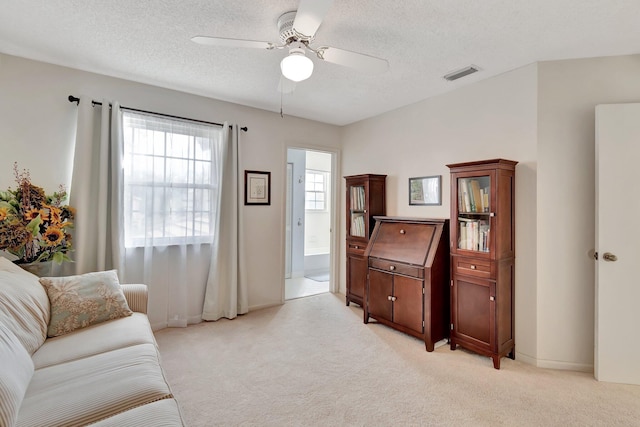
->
[[443, 65, 480, 81]]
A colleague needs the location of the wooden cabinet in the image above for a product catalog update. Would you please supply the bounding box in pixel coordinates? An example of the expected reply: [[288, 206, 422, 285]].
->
[[364, 217, 449, 351], [344, 174, 386, 307], [447, 159, 517, 369]]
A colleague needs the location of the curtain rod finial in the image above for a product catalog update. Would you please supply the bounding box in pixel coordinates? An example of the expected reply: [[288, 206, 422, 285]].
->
[[68, 95, 80, 105]]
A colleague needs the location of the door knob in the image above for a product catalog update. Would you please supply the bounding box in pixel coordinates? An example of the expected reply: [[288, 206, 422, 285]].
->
[[602, 252, 618, 262]]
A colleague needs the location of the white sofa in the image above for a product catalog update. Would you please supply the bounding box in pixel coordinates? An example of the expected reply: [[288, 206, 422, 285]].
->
[[0, 257, 185, 427]]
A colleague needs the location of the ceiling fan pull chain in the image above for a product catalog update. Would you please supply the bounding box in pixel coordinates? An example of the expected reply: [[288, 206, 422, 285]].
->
[[280, 90, 284, 118]]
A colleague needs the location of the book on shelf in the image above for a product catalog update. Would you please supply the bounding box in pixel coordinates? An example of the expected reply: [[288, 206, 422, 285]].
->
[[458, 217, 490, 252], [459, 180, 472, 212], [351, 214, 365, 237], [470, 180, 482, 213], [482, 187, 490, 212], [350, 186, 365, 211], [459, 178, 491, 213]]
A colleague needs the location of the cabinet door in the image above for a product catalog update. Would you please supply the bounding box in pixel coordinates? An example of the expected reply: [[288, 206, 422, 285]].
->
[[347, 183, 367, 238], [347, 253, 367, 300], [452, 275, 495, 350], [451, 171, 495, 258], [367, 269, 393, 322], [392, 275, 424, 334]]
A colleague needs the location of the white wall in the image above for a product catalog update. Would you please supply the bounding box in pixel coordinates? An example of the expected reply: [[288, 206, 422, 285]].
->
[[341, 64, 539, 362], [0, 53, 341, 327], [536, 54, 640, 370]]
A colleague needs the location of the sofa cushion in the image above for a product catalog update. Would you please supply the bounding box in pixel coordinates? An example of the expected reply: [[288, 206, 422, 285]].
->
[[0, 257, 50, 355], [88, 398, 184, 426], [39, 270, 132, 337], [0, 323, 35, 427], [17, 343, 173, 427], [32, 312, 156, 369]]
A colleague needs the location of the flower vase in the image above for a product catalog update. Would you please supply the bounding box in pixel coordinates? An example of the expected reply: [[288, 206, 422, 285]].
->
[[16, 261, 54, 277]]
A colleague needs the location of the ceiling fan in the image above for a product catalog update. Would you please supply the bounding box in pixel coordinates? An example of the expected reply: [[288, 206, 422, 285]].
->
[[191, 0, 389, 87]]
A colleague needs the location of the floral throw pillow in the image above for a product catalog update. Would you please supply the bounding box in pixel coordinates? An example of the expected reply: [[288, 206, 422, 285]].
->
[[39, 270, 133, 337]]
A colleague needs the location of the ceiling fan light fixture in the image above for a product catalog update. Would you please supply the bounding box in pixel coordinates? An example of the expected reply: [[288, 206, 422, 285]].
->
[[280, 47, 314, 82]]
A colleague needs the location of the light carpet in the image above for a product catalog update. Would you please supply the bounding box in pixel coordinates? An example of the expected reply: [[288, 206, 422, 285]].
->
[[155, 293, 640, 426]]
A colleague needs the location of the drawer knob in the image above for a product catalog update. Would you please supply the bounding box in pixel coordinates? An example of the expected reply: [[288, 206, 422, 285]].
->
[[391, 296, 397, 302], [387, 295, 393, 301], [470, 265, 476, 270], [389, 265, 396, 271], [489, 296, 495, 301], [399, 229, 406, 234], [354, 245, 359, 249]]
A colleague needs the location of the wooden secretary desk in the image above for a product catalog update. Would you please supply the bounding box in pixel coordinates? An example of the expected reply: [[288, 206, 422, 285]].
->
[[363, 217, 450, 351]]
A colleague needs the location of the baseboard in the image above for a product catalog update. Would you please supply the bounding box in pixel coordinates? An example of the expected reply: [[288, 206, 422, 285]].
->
[[509, 351, 594, 373], [536, 358, 593, 373], [249, 301, 284, 312]]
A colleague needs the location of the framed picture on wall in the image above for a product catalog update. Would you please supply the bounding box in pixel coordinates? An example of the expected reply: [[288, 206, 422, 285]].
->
[[409, 175, 442, 206], [245, 170, 271, 205]]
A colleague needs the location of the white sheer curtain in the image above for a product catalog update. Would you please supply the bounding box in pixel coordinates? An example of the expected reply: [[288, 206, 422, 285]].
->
[[120, 112, 225, 328], [202, 124, 248, 321], [69, 98, 124, 275]]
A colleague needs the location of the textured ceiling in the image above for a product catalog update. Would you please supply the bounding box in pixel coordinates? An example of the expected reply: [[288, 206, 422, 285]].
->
[[1, 1, 639, 125]]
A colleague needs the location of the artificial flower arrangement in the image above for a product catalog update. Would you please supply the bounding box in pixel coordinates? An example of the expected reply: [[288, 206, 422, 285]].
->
[[0, 163, 75, 265]]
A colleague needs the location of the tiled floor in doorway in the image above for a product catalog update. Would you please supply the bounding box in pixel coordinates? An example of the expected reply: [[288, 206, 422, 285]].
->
[[285, 276, 329, 300]]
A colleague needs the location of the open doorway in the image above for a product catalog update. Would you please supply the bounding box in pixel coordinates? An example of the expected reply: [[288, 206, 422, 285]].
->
[[285, 148, 334, 300]]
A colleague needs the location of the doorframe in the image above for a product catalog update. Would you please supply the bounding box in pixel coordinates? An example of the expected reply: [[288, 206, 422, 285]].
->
[[281, 144, 341, 302]]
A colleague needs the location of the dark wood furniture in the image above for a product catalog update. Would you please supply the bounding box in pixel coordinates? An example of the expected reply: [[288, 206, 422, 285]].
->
[[344, 174, 386, 307], [363, 217, 449, 351], [447, 159, 517, 369]]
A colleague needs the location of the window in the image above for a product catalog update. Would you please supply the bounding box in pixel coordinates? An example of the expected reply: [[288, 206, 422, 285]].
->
[[305, 170, 327, 211], [122, 111, 223, 247]]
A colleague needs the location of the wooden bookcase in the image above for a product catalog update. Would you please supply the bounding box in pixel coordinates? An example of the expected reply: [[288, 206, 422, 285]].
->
[[344, 174, 386, 307], [447, 159, 517, 369]]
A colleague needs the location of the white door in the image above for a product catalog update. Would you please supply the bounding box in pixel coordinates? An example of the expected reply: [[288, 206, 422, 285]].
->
[[594, 103, 640, 384]]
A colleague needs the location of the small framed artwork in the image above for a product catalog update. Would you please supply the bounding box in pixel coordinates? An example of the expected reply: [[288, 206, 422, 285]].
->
[[409, 175, 442, 206], [245, 170, 271, 205]]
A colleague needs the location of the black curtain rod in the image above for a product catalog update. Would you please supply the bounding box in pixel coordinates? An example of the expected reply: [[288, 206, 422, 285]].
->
[[67, 95, 248, 132]]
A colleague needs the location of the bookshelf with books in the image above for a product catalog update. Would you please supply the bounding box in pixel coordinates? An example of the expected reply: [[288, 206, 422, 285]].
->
[[344, 174, 386, 307], [447, 159, 517, 369]]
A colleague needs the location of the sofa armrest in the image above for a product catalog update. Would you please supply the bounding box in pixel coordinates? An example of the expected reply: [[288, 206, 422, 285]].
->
[[121, 284, 148, 314]]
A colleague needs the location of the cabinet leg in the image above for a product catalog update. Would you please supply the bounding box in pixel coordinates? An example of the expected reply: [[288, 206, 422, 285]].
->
[[363, 309, 369, 324], [346, 297, 350, 307], [450, 341, 456, 351], [508, 348, 515, 360], [492, 355, 501, 370], [425, 341, 434, 352]]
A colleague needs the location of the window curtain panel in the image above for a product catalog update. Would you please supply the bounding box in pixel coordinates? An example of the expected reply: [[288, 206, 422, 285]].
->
[[202, 124, 248, 321], [69, 98, 124, 276]]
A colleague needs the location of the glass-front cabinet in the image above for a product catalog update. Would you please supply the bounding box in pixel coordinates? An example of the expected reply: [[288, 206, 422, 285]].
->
[[456, 175, 492, 253], [447, 159, 517, 369], [349, 184, 367, 238], [344, 174, 386, 307]]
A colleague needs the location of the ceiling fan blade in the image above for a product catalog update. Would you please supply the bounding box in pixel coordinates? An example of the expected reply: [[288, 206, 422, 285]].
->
[[277, 76, 297, 94], [292, 0, 334, 38], [191, 36, 275, 50], [315, 46, 389, 74]]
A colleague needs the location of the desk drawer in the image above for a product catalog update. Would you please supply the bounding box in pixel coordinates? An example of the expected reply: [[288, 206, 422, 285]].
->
[[348, 242, 366, 255], [369, 258, 423, 279], [454, 257, 492, 279]]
